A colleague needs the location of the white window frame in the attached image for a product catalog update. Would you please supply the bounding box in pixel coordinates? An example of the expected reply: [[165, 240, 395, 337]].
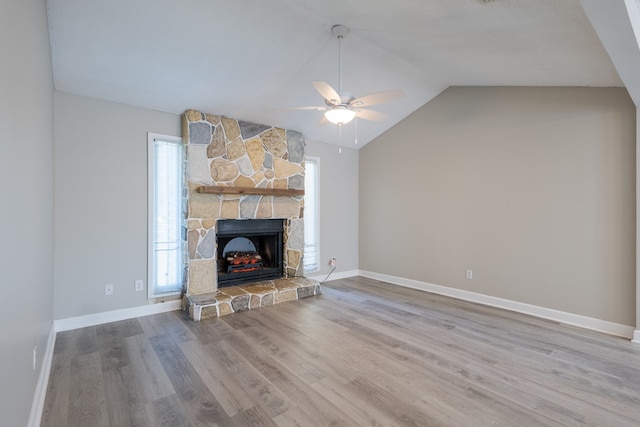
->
[[304, 156, 320, 274], [148, 132, 185, 298]]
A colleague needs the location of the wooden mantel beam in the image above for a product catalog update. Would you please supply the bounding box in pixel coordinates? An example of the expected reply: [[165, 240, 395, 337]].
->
[[197, 186, 304, 197]]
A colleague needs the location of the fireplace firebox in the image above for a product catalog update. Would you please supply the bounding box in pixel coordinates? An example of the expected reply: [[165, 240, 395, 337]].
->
[[216, 219, 284, 288]]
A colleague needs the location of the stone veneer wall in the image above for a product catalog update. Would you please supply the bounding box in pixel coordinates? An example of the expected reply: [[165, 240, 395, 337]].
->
[[183, 110, 305, 296]]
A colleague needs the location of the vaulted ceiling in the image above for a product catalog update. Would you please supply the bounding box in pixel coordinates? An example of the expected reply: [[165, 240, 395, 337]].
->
[[46, 0, 639, 148]]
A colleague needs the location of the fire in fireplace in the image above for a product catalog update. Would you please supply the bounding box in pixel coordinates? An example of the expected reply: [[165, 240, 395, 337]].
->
[[225, 249, 263, 274], [216, 219, 284, 287]]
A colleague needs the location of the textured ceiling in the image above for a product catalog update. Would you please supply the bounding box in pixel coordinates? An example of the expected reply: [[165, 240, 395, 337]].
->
[[46, 0, 623, 148]]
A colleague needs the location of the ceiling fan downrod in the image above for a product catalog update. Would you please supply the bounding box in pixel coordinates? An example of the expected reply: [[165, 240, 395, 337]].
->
[[331, 25, 350, 95]]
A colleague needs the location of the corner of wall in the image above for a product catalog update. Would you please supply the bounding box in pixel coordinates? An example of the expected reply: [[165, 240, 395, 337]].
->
[[27, 323, 56, 427]]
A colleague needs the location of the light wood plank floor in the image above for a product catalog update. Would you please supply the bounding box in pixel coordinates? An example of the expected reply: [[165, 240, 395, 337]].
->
[[42, 277, 640, 426]]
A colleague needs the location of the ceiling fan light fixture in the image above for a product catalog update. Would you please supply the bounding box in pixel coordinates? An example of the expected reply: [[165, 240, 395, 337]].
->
[[324, 106, 356, 125]]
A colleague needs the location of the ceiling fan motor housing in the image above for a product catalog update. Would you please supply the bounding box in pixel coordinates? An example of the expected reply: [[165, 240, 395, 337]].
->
[[331, 24, 350, 38], [324, 91, 355, 107]]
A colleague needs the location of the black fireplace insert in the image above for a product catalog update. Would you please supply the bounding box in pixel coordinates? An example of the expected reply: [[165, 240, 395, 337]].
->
[[216, 219, 284, 288]]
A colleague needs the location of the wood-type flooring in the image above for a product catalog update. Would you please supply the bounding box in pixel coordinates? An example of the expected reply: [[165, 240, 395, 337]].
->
[[42, 276, 640, 426]]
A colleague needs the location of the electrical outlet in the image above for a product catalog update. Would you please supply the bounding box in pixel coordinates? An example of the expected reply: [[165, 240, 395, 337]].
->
[[135, 279, 144, 292], [330, 257, 337, 267], [33, 346, 37, 371], [466, 270, 473, 280], [105, 283, 114, 295]]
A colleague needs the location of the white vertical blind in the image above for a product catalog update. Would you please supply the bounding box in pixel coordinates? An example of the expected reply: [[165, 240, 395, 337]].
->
[[148, 134, 184, 296], [304, 157, 320, 273]]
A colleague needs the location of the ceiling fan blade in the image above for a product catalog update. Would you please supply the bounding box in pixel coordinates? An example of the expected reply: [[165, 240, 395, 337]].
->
[[312, 81, 341, 105], [351, 89, 406, 108], [354, 108, 388, 122], [284, 106, 327, 111]]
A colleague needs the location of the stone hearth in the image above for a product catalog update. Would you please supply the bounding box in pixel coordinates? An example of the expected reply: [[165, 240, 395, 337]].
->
[[184, 277, 320, 321]]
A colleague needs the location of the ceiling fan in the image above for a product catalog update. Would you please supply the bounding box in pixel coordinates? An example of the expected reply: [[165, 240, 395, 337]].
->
[[295, 25, 405, 127]]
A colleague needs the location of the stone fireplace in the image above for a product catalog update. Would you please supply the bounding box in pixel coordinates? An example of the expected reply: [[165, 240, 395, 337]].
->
[[181, 110, 320, 320]]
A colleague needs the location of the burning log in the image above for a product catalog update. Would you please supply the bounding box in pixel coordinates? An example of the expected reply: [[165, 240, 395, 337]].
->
[[226, 251, 263, 273]]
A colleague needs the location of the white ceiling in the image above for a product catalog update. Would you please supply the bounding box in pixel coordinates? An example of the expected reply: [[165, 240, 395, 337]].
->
[[46, 0, 625, 148]]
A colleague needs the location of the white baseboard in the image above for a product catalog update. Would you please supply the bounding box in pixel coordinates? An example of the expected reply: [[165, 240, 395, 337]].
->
[[307, 269, 359, 283], [27, 323, 56, 427], [358, 270, 636, 340], [53, 300, 182, 332], [633, 330, 640, 344]]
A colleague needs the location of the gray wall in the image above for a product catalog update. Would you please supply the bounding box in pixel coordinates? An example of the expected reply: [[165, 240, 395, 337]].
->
[[54, 92, 181, 319], [0, 0, 54, 425], [306, 140, 359, 276], [360, 87, 636, 326]]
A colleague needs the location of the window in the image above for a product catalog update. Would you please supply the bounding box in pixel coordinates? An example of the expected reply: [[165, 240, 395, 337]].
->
[[304, 156, 320, 273], [148, 133, 185, 297]]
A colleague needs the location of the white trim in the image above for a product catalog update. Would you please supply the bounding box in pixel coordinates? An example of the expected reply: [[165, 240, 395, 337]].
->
[[27, 323, 56, 427], [53, 300, 182, 332], [632, 330, 640, 344], [147, 133, 155, 299], [304, 155, 321, 274], [148, 132, 185, 299], [358, 270, 636, 340], [307, 269, 359, 283]]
